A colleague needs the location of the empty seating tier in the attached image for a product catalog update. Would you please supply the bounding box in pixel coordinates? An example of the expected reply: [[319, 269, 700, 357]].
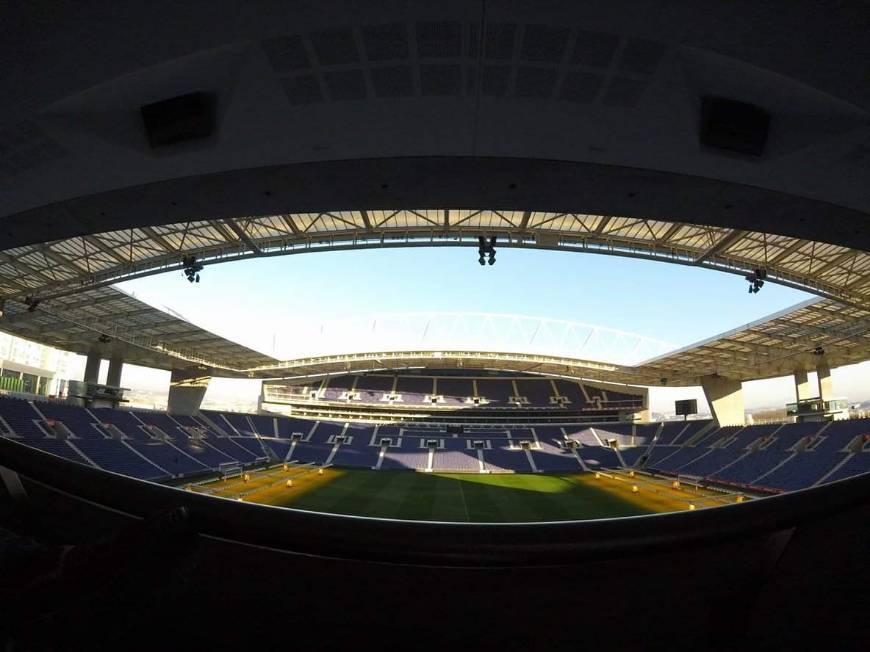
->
[[2, 396, 867, 491]]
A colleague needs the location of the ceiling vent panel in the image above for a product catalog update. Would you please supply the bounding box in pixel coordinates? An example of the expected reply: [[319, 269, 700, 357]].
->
[[521, 25, 570, 63], [310, 30, 359, 66], [602, 77, 647, 108], [420, 64, 462, 96], [262, 35, 311, 72], [559, 71, 604, 103], [483, 23, 517, 60], [571, 30, 619, 68], [371, 66, 414, 98], [281, 75, 324, 106], [618, 38, 667, 76], [481, 65, 511, 97], [362, 23, 409, 61], [324, 69, 367, 101], [416, 21, 462, 58], [515, 67, 558, 99]]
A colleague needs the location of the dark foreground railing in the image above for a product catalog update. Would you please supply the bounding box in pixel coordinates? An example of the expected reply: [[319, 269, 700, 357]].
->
[[1, 435, 868, 566]]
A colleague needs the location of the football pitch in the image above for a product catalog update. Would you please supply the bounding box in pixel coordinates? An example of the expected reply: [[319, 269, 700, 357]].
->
[[187, 466, 737, 522]]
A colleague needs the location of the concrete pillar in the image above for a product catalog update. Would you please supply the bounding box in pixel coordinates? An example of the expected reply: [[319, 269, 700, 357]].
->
[[794, 369, 815, 401], [106, 355, 124, 388], [83, 350, 101, 384], [700, 375, 745, 426], [167, 368, 210, 415], [816, 362, 833, 402]]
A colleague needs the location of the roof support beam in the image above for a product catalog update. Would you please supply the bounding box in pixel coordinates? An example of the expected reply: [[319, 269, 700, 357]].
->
[[83, 235, 131, 265], [658, 222, 684, 242], [38, 246, 83, 275], [810, 249, 858, 277], [224, 220, 263, 255], [771, 317, 870, 339], [693, 229, 747, 264], [767, 238, 810, 265], [140, 227, 177, 253], [0, 252, 57, 285], [593, 215, 612, 235], [802, 304, 865, 324], [0, 273, 32, 292], [52, 293, 126, 313], [279, 214, 302, 235], [519, 211, 532, 230]]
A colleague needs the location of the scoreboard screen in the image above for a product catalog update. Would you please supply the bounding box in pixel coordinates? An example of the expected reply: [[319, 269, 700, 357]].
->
[[675, 399, 698, 416]]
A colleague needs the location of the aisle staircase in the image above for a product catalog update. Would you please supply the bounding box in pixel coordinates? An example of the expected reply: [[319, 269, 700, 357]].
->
[[524, 447, 539, 473], [324, 440, 341, 466], [374, 442, 388, 470], [572, 448, 589, 471]]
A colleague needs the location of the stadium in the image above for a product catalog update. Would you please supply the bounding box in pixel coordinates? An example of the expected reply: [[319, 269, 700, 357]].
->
[[1, 3, 869, 650]]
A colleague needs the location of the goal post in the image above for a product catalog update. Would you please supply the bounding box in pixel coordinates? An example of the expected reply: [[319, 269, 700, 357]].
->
[[219, 461, 242, 480]]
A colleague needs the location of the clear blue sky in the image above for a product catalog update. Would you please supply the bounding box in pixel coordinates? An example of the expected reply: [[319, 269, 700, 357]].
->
[[119, 246, 811, 348]]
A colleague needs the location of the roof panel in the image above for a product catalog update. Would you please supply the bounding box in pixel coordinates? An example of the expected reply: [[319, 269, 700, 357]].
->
[[1, 210, 865, 310], [0, 285, 278, 375]]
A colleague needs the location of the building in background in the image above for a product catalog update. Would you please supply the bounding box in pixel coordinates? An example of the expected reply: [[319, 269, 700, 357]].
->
[[0, 332, 77, 397]]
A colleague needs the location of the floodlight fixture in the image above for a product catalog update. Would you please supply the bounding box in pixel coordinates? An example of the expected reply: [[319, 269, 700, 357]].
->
[[183, 256, 204, 283], [745, 267, 767, 294], [477, 234, 497, 266]]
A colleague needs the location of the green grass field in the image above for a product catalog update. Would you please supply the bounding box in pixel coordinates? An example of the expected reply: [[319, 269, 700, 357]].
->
[[284, 470, 655, 521], [190, 467, 734, 522]]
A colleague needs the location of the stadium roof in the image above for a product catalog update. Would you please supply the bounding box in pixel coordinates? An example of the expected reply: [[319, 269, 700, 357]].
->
[[0, 285, 278, 375], [232, 299, 870, 386], [2, 3, 870, 260], [637, 298, 870, 384], [1, 287, 865, 385], [1, 211, 868, 311]]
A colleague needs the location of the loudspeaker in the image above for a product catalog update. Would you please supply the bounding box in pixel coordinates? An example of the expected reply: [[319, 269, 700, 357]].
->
[[141, 92, 216, 148], [700, 97, 770, 157]]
